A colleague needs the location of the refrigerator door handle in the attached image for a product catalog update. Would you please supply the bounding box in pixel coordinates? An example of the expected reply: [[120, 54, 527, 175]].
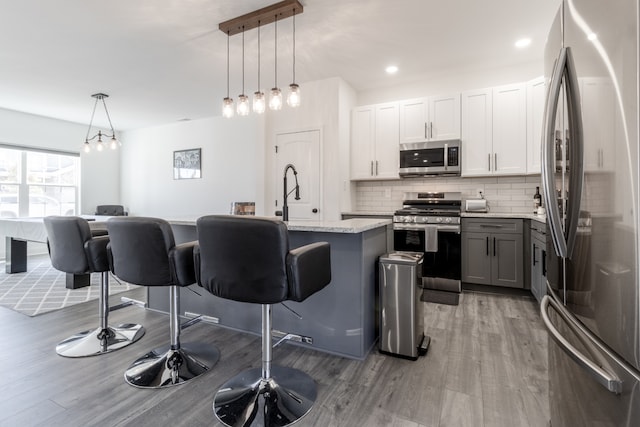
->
[[542, 49, 568, 257], [563, 47, 584, 259], [541, 295, 623, 394]]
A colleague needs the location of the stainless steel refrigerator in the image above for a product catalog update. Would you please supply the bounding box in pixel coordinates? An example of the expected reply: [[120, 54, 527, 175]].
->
[[540, 0, 640, 425]]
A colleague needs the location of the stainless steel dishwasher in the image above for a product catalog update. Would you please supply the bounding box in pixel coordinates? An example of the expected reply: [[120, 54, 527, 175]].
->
[[379, 252, 430, 359]]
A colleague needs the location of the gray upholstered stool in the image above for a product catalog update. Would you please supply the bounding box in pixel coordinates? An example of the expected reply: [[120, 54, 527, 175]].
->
[[195, 215, 331, 427], [107, 216, 220, 388], [43, 216, 145, 357]]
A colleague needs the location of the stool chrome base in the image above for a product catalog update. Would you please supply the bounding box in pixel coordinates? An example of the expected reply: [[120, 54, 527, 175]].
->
[[56, 323, 145, 358], [124, 342, 220, 388], [214, 365, 317, 427]]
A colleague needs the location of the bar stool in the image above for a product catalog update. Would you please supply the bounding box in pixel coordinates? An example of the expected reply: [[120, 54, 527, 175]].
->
[[43, 216, 145, 357], [107, 216, 220, 388], [195, 215, 331, 427]]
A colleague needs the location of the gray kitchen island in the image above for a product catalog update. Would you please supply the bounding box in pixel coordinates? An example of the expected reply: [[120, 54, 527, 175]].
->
[[148, 217, 392, 360]]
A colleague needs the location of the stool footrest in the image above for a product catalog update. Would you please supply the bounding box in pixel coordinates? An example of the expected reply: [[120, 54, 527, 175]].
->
[[272, 329, 313, 347]]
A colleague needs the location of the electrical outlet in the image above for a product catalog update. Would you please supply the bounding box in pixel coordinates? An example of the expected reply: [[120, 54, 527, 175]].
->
[[477, 188, 484, 198]]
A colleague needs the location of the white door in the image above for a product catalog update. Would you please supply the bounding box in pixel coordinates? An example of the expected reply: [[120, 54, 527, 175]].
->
[[275, 129, 321, 221], [399, 98, 428, 143], [527, 77, 546, 174], [462, 88, 493, 176], [493, 83, 527, 175]]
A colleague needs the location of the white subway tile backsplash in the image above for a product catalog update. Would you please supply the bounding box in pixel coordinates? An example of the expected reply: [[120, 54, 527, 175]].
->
[[353, 175, 543, 213]]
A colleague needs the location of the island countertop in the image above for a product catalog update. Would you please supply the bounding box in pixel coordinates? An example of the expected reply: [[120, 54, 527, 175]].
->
[[167, 217, 391, 234]]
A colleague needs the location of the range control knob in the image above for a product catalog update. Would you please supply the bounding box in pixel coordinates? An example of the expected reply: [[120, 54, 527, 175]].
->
[[436, 217, 443, 223], [404, 216, 413, 223], [445, 217, 452, 223]]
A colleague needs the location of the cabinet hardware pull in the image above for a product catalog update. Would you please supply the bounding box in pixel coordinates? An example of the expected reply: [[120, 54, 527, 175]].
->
[[425, 122, 428, 139], [370, 161, 374, 176], [488, 153, 491, 171], [533, 244, 537, 265], [375, 160, 379, 175], [486, 236, 489, 256], [430, 122, 433, 139], [493, 237, 496, 257], [494, 153, 498, 171]]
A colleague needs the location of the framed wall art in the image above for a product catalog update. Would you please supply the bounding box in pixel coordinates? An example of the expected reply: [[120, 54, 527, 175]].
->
[[173, 148, 201, 179]]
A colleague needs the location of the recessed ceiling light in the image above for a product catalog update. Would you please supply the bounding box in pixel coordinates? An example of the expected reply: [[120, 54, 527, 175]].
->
[[385, 65, 398, 74], [515, 38, 532, 48]]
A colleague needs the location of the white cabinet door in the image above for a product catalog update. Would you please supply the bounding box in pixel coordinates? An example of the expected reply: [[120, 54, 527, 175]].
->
[[399, 94, 460, 144], [399, 98, 428, 143], [374, 102, 400, 179], [350, 106, 375, 180], [429, 93, 461, 140], [527, 77, 545, 174], [493, 83, 527, 175], [462, 88, 493, 176]]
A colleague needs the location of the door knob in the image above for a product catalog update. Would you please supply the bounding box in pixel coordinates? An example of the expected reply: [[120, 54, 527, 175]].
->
[[312, 208, 318, 213]]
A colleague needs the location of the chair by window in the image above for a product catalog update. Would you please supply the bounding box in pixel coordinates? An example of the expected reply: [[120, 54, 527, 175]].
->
[[95, 205, 127, 216]]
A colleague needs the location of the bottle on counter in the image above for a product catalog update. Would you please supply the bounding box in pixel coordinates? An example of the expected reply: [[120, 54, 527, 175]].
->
[[534, 186, 542, 213]]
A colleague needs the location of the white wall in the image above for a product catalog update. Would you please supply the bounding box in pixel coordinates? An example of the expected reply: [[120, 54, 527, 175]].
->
[[120, 115, 264, 218]]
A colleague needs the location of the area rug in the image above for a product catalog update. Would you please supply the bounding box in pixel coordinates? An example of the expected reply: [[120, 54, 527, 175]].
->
[[0, 255, 137, 317]]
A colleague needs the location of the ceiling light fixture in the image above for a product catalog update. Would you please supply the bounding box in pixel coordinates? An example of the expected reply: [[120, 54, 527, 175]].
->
[[515, 38, 532, 48], [219, 0, 303, 117], [287, 7, 300, 107], [385, 65, 399, 74], [222, 30, 234, 118], [83, 93, 119, 153]]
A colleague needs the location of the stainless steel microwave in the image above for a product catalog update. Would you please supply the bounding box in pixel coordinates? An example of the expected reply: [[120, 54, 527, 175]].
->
[[399, 140, 461, 177]]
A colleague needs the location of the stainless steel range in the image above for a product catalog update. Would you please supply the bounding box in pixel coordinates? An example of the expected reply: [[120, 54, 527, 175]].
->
[[393, 192, 462, 305]]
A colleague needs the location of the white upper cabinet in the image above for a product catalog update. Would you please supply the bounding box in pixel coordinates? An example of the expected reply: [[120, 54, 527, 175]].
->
[[462, 83, 527, 176], [462, 89, 493, 176], [527, 77, 545, 174], [399, 93, 461, 143], [492, 83, 527, 175], [350, 102, 400, 180]]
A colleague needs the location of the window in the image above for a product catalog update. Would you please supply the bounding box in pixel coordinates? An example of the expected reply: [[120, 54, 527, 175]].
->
[[0, 146, 80, 218]]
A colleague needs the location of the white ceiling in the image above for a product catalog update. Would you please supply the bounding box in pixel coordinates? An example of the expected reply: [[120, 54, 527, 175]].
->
[[0, 0, 560, 130]]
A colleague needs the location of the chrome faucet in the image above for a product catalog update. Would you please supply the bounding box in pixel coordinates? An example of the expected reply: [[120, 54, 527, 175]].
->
[[282, 164, 300, 222]]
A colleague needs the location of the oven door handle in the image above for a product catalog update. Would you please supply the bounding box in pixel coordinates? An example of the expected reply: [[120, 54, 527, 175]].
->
[[393, 225, 460, 232]]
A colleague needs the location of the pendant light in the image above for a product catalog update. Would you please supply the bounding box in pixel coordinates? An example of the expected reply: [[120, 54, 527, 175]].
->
[[236, 26, 250, 116], [253, 21, 265, 114], [222, 30, 234, 118], [287, 7, 300, 107], [269, 14, 283, 111], [82, 93, 119, 153]]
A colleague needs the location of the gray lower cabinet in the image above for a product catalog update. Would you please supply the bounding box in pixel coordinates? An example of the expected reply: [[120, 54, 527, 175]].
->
[[462, 218, 524, 288], [530, 220, 547, 302]]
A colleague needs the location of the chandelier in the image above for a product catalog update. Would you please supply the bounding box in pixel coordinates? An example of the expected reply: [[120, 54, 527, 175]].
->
[[219, 0, 303, 118], [82, 93, 120, 153]]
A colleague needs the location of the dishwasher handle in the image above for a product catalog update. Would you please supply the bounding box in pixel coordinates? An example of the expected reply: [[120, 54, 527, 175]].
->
[[540, 295, 622, 394]]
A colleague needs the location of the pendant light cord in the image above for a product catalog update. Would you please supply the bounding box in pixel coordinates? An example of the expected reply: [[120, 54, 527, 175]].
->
[[292, 9, 296, 84], [274, 14, 278, 87], [84, 97, 99, 141], [226, 30, 230, 98], [257, 21, 261, 89], [102, 97, 116, 135], [241, 25, 245, 94]]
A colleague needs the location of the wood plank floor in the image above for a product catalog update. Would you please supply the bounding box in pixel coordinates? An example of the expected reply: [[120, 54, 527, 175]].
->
[[0, 287, 549, 427]]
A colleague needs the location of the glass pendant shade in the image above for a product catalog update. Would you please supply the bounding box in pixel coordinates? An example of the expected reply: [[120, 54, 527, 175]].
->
[[253, 91, 265, 113], [222, 97, 235, 118], [84, 142, 91, 153], [237, 94, 250, 116], [287, 83, 300, 107], [269, 87, 283, 110], [96, 140, 104, 152], [110, 136, 119, 150]]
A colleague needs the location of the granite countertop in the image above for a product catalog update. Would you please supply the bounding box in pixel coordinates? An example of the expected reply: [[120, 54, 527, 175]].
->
[[287, 218, 392, 233], [461, 212, 547, 223], [167, 217, 392, 234]]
